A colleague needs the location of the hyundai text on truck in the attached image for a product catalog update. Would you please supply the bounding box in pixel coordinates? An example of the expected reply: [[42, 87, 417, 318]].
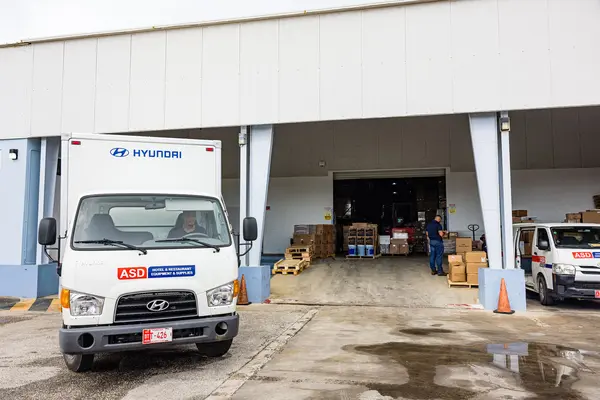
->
[[514, 222, 600, 305], [38, 133, 257, 372]]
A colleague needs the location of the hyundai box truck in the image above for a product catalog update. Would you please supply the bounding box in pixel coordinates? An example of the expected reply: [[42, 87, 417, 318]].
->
[[38, 133, 257, 372]]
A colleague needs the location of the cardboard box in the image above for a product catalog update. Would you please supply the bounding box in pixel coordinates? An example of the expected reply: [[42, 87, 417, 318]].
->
[[450, 263, 466, 282], [512, 210, 528, 217], [467, 273, 478, 285], [293, 234, 320, 245], [455, 237, 473, 253], [582, 211, 600, 224], [390, 239, 409, 254], [465, 251, 487, 263], [512, 217, 522, 223], [466, 262, 488, 274], [448, 254, 463, 264]]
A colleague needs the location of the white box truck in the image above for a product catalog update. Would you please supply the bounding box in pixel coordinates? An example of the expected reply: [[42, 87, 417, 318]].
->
[[37, 133, 257, 372]]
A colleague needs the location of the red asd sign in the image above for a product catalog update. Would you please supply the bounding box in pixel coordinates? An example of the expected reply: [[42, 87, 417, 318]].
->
[[572, 252, 593, 259]]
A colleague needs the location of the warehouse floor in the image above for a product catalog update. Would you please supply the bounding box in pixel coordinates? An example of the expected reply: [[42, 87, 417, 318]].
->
[[269, 255, 479, 308]]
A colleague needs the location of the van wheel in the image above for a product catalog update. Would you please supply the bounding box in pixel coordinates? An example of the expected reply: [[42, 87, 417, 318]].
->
[[197, 340, 232, 357], [538, 276, 555, 306], [63, 353, 94, 372]]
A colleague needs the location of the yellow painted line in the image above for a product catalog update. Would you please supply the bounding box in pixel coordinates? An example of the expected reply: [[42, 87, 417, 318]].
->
[[48, 298, 61, 313], [9, 298, 36, 312]]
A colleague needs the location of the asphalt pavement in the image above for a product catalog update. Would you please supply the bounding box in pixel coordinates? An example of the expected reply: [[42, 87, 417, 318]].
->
[[0, 305, 311, 400]]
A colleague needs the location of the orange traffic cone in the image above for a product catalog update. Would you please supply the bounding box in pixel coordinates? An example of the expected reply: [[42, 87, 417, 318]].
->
[[493, 278, 515, 314], [238, 274, 250, 306]]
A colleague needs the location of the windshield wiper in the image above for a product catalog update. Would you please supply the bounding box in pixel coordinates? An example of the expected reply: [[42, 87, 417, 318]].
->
[[155, 237, 221, 252], [74, 239, 147, 255]]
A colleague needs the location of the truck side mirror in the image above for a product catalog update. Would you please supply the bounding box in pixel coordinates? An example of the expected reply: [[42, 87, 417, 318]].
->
[[38, 217, 57, 246], [243, 217, 258, 242], [538, 240, 550, 251]]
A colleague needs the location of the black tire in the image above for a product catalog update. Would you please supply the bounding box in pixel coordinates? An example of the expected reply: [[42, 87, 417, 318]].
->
[[63, 353, 94, 372], [538, 276, 555, 306], [196, 339, 233, 357]]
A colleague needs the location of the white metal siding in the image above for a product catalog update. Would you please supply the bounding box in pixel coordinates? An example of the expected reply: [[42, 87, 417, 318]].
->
[[2, 0, 600, 138]]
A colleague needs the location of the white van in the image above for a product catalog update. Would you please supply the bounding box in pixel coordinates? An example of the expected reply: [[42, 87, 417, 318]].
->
[[513, 223, 600, 305], [37, 133, 257, 372]]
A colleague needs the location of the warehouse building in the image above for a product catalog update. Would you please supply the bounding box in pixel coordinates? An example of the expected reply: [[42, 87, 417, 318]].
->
[[1, 0, 599, 309]]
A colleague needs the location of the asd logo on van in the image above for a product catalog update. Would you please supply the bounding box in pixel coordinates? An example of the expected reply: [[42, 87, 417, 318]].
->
[[109, 147, 182, 159]]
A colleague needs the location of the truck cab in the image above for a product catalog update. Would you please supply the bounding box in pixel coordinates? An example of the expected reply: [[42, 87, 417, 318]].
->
[[37, 133, 257, 372], [514, 223, 600, 305]]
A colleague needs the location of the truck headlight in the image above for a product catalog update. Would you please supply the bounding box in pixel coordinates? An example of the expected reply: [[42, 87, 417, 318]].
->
[[552, 264, 576, 276], [70, 291, 105, 316], [207, 282, 237, 307]]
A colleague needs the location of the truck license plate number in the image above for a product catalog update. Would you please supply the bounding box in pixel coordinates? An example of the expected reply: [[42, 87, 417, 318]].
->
[[142, 328, 173, 345], [595, 290, 600, 299]]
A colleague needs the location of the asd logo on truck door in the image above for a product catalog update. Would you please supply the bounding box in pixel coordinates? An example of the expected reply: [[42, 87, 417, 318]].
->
[[109, 147, 182, 159]]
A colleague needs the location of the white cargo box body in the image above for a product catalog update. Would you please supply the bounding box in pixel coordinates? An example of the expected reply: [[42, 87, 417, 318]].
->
[[62, 133, 221, 224]]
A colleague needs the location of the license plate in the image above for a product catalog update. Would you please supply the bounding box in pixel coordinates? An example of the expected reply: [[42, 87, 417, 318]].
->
[[595, 290, 600, 299], [142, 327, 173, 345]]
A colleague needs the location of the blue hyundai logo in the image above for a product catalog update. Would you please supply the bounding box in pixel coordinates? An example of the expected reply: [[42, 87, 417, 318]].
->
[[110, 148, 129, 157]]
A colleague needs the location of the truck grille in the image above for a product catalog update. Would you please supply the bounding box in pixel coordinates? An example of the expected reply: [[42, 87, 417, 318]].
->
[[572, 282, 600, 290], [114, 291, 198, 324]]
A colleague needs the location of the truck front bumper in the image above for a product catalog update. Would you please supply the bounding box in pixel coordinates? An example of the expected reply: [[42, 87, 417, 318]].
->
[[553, 275, 600, 300], [59, 314, 239, 354]]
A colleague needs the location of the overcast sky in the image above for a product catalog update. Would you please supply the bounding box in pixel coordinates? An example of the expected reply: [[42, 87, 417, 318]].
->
[[0, 0, 391, 44]]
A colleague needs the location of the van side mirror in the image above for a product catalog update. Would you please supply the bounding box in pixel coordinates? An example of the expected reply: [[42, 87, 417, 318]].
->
[[538, 240, 550, 251], [243, 217, 258, 242], [38, 217, 57, 246]]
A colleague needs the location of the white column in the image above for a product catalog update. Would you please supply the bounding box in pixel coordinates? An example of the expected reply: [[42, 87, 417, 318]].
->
[[247, 125, 273, 266], [499, 111, 515, 269], [36, 137, 60, 264], [239, 126, 249, 266], [469, 113, 502, 269]]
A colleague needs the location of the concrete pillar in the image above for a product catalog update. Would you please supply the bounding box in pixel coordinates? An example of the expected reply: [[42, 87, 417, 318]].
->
[[237, 125, 273, 304], [247, 125, 274, 267], [469, 113, 525, 311], [36, 137, 60, 264]]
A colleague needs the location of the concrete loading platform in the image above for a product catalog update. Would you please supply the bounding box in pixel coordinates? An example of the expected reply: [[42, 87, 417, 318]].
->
[[269, 256, 479, 308]]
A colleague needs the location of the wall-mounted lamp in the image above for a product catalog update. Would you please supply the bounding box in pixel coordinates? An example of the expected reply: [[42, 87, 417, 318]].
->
[[499, 113, 510, 132], [8, 149, 18, 161], [318, 160, 326, 168]]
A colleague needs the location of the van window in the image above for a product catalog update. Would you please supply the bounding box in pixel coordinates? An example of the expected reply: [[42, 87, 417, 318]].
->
[[537, 228, 550, 247], [518, 229, 535, 256], [551, 227, 600, 249]]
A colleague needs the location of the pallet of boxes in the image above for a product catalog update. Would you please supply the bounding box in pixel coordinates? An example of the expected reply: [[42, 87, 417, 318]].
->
[[346, 223, 380, 259], [447, 236, 488, 288], [273, 224, 336, 276]]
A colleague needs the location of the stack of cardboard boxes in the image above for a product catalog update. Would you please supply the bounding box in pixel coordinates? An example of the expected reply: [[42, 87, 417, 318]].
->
[[448, 251, 488, 285], [346, 223, 379, 255], [565, 210, 600, 224], [293, 224, 335, 258], [512, 210, 536, 224], [455, 237, 472, 256], [387, 230, 409, 255]]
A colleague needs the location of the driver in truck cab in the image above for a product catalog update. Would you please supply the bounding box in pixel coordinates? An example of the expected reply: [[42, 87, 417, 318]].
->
[[168, 210, 207, 238]]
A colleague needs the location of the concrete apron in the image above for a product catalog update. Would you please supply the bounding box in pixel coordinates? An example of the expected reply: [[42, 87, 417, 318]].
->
[[230, 306, 600, 400]]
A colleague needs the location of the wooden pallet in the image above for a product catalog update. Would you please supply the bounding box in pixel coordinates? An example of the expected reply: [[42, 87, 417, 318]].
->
[[382, 253, 410, 257], [447, 277, 478, 288], [272, 259, 309, 275], [345, 253, 382, 260]]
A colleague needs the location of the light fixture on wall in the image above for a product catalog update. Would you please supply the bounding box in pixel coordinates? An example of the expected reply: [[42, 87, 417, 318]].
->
[[318, 160, 326, 168], [499, 112, 510, 132], [8, 149, 18, 161]]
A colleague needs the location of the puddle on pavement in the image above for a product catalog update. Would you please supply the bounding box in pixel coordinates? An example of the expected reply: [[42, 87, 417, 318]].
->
[[344, 341, 596, 400]]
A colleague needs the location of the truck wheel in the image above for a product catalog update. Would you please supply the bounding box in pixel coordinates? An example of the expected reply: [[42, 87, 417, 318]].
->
[[538, 276, 555, 306], [196, 340, 233, 357], [63, 353, 94, 372]]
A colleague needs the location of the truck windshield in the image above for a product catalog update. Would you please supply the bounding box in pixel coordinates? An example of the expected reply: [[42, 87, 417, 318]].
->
[[71, 195, 232, 250], [551, 227, 600, 249]]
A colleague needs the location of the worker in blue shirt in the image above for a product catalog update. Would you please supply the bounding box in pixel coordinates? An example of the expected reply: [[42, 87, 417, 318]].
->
[[426, 215, 447, 276]]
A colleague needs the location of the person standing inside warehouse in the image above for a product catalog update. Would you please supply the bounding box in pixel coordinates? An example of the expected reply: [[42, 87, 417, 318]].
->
[[426, 215, 446, 276]]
